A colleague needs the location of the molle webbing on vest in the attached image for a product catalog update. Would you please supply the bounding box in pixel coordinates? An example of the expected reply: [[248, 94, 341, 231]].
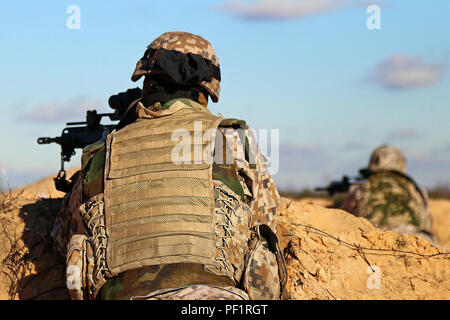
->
[[104, 106, 223, 275]]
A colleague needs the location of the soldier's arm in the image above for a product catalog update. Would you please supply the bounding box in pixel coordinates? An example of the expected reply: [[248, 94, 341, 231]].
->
[[340, 182, 370, 217], [217, 126, 281, 231]]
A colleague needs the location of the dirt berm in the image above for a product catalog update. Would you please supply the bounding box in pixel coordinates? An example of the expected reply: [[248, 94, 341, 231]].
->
[[278, 198, 449, 300], [0, 174, 449, 299]]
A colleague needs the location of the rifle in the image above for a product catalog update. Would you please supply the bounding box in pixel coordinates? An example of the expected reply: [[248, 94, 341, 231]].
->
[[37, 88, 142, 192], [314, 175, 366, 196]]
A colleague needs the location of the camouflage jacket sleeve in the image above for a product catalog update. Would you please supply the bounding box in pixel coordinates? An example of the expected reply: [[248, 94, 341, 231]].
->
[[51, 141, 107, 256], [217, 126, 281, 231], [340, 182, 367, 217], [51, 171, 86, 256]]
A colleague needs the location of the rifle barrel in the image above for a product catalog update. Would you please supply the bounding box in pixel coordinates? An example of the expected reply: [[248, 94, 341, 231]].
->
[[37, 137, 58, 144]]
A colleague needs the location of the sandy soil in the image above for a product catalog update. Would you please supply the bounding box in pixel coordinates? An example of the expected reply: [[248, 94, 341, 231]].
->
[[0, 194, 68, 300], [277, 198, 450, 300], [11, 168, 80, 200], [429, 199, 450, 250], [0, 174, 449, 300]]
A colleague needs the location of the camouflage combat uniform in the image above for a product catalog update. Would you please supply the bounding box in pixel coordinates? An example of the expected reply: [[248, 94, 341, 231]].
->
[[52, 32, 286, 300], [51, 171, 85, 256], [129, 285, 248, 300], [341, 146, 432, 237]]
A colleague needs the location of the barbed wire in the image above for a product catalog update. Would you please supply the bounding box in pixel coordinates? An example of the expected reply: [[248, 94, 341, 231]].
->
[[285, 223, 450, 259]]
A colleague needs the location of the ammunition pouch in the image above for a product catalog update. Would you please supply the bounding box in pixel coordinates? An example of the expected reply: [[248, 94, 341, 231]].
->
[[66, 235, 88, 300], [242, 224, 289, 300]]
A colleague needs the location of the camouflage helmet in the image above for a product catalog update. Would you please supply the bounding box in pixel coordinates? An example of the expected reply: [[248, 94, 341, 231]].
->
[[367, 145, 407, 174], [131, 31, 221, 103]]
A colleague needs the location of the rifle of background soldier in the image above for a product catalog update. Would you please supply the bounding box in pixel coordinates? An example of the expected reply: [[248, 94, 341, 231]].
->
[[314, 174, 367, 196], [37, 88, 142, 192], [314, 170, 427, 206]]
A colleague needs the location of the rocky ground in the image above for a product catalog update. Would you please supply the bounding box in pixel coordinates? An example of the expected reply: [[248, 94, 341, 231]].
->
[[0, 173, 449, 300]]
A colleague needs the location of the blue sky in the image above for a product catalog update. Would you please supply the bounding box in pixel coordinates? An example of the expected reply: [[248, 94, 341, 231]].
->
[[0, 0, 449, 190]]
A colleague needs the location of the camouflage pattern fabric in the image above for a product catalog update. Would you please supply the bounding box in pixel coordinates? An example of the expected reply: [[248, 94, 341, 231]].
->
[[51, 172, 86, 256], [129, 284, 248, 300], [242, 233, 280, 300], [99, 264, 235, 300], [81, 141, 105, 200], [218, 125, 281, 231], [341, 171, 431, 234], [66, 231, 106, 300], [366, 145, 407, 174], [147, 32, 219, 66], [212, 129, 245, 201], [131, 31, 221, 102], [66, 235, 88, 300], [54, 98, 283, 299]]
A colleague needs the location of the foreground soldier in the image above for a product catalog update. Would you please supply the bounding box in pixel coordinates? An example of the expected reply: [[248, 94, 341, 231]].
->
[[341, 145, 433, 239], [52, 31, 288, 300]]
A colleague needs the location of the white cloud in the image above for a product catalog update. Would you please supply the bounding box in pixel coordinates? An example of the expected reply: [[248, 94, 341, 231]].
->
[[370, 54, 446, 89], [217, 0, 348, 21], [20, 97, 104, 123], [386, 129, 421, 140]]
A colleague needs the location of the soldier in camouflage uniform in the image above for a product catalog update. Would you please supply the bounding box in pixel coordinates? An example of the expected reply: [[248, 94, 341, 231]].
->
[[341, 145, 433, 239], [53, 31, 287, 300]]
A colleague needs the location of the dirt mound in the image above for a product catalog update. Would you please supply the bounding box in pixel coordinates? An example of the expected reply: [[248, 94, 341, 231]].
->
[[286, 197, 450, 250], [0, 170, 78, 300], [0, 192, 69, 300], [429, 199, 450, 250], [277, 198, 450, 300], [1, 173, 449, 300], [12, 168, 79, 200]]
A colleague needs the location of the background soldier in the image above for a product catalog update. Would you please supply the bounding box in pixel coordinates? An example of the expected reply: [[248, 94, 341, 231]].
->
[[53, 31, 288, 300], [341, 145, 433, 240]]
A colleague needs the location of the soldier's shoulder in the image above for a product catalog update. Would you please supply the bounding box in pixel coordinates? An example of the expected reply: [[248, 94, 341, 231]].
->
[[218, 118, 247, 129], [369, 171, 406, 184]]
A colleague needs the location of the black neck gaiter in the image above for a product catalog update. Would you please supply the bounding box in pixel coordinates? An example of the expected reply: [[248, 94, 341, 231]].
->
[[115, 80, 204, 131]]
